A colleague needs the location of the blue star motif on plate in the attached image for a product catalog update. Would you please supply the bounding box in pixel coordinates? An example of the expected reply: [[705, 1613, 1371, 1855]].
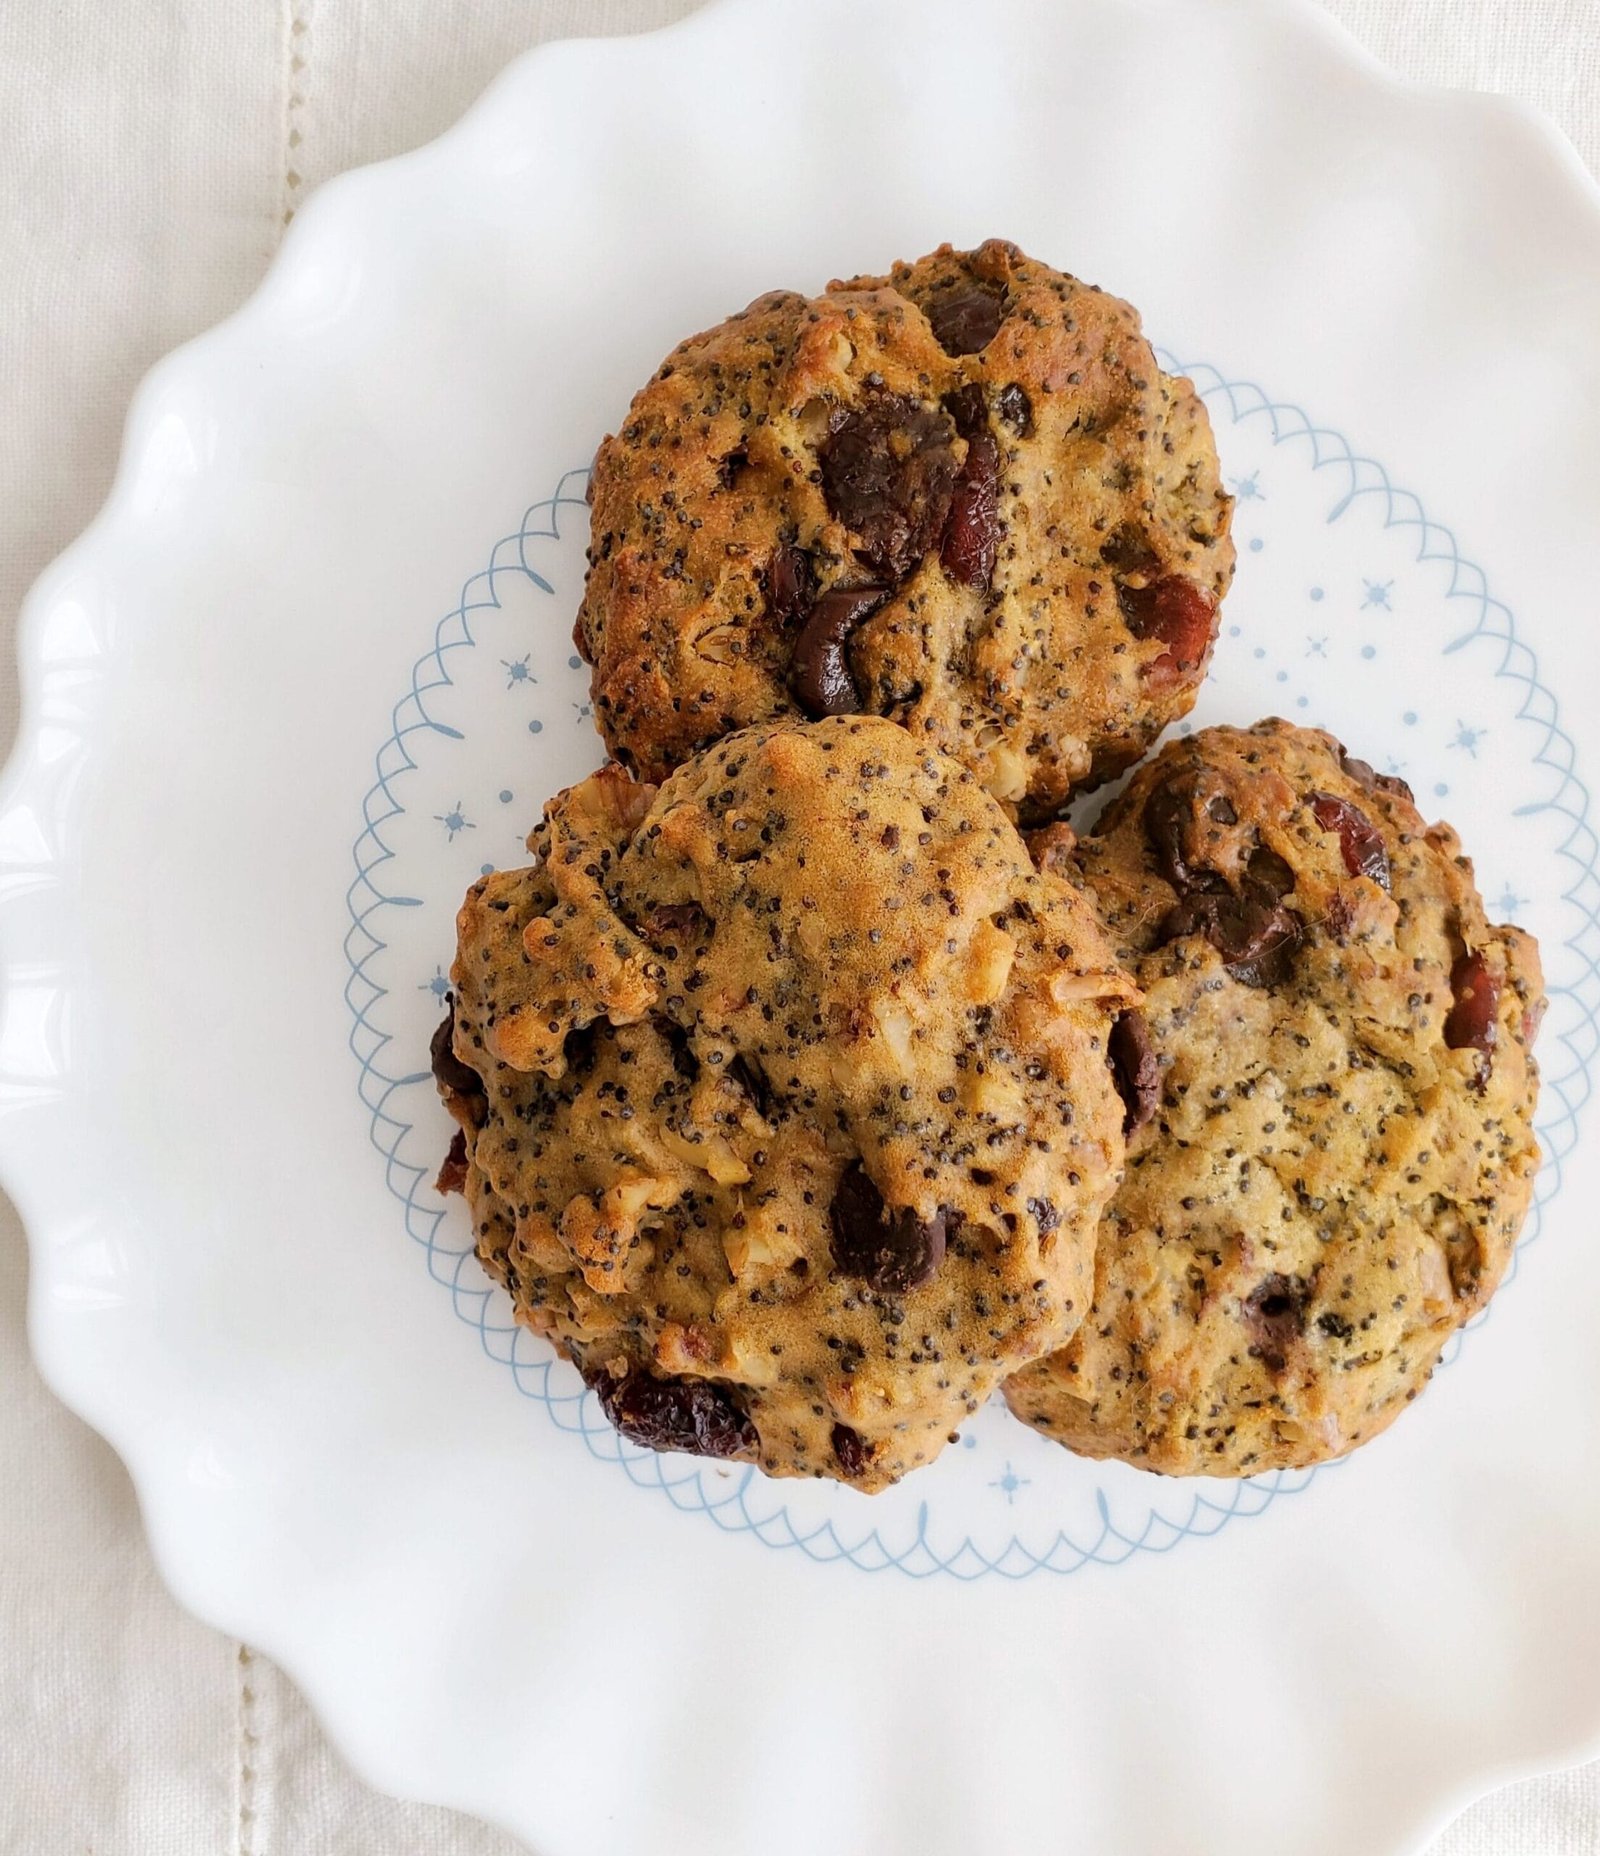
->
[[502, 654, 536, 689], [1449, 721, 1485, 757], [1361, 578, 1394, 609], [988, 1462, 1030, 1505], [1230, 470, 1265, 502], [435, 801, 474, 840], [1496, 885, 1527, 916], [1305, 635, 1328, 658], [419, 965, 451, 1000], [572, 700, 594, 721]]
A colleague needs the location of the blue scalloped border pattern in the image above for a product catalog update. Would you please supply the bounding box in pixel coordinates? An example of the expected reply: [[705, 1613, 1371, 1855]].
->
[[343, 364, 1598, 1580]]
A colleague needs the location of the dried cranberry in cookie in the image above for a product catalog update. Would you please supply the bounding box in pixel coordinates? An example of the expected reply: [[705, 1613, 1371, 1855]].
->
[[436, 716, 1137, 1492], [1006, 718, 1544, 1476], [577, 239, 1234, 816]]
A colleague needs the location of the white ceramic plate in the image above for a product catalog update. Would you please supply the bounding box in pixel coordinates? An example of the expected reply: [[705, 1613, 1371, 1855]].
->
[[5, 1, 1600, 1850]]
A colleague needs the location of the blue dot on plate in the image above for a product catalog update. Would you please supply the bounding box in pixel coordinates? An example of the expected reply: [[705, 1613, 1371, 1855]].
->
[[1228, 625, 1242, 638], [1296, 696, 1310, 709], [1361, 645, 1377, 660], [480, 863, 495, 876], [1254, 647, 1267, 660], [1310, 587, 1324, 602], [1276, 670, 1289, 683], [568, 654, 582, 670], [1434, 783, 1449, 798], [528, 719, 543, 735], [1403, 711, 1418, 726], [499, 788, 513, 804], [1248, 537, 1264, 553]]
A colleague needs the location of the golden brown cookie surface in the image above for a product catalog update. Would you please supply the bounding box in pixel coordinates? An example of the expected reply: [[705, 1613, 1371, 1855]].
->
[[577, 240, 1234, 818], [435, 716, 1137, 1490], [1006, 719, 1544, 1476]]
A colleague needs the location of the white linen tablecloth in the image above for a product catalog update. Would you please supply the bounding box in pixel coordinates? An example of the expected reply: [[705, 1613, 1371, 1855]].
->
[[1, 3, 1596, 1850]]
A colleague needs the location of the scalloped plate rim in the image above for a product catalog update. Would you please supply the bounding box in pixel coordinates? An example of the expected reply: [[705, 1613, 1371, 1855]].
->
[[4, 1, 1600, 1851]]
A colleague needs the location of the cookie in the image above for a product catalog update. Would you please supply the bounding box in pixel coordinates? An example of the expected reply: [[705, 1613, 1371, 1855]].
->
[[1005, 720, 1544, 1476], [576, 239, 1234, 819], [434, 715, 1138, 1491]]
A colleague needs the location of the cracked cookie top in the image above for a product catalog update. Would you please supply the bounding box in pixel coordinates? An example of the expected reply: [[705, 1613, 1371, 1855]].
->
[[1007, 719, 1544, 1475], [576, 239, 1234, 819], [434, 715, 1137, 1490]]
